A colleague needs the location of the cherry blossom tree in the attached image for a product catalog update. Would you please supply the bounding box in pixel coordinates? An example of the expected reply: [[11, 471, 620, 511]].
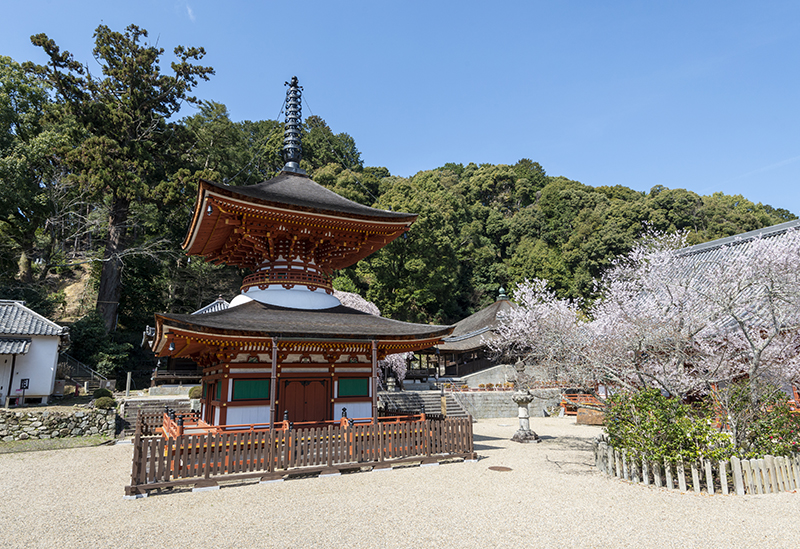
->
[[486, 278, 591, 391], [490, 227, 800, 432]]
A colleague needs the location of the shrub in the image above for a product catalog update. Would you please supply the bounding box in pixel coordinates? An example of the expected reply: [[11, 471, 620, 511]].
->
[[605, 388, 733, 463], [93, 388, 113, 399], [94, 396, 117, 410], [188, 386, 202, 399], [745, 399, 800, 457]]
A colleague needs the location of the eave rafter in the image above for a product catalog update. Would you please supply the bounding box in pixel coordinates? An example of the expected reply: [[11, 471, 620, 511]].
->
[[187, 192, 411, 271]]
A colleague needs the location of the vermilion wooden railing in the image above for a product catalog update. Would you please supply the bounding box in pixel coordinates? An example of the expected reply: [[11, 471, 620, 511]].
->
[[126, 414, 475, 497]]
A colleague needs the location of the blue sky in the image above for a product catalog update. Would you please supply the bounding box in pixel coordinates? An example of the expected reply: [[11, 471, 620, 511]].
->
[[2, 1, 799, 213]]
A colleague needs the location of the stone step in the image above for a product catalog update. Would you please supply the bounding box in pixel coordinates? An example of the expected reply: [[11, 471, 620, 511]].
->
[[119, 397, 191, 434], [379, 391, 471, 419]]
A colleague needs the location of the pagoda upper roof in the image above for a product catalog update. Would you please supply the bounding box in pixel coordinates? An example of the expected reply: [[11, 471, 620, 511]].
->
[[203, 172, 414, 220], [183, 173, 417, 270], [154, 300, 453, 353]]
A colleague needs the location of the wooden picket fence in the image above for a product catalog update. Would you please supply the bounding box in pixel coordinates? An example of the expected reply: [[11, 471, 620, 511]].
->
[[594, 440, 800, 495], [125, 416, 475, 497]]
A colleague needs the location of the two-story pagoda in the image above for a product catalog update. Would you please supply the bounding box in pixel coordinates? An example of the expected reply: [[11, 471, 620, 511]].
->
[[151, 78, 452, 428]]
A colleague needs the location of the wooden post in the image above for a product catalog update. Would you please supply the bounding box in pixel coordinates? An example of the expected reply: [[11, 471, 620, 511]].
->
[[754, 459, 765, 494], [731, 456, 744, 495], [691, 462, 701, 493], [664, 459, 673, 489], [641, 457, 649, 485], [270, 338, 278, 432], [677, 461, 687, 492], [742, 459, 755, 494], [652, 461, 662, 487], [704, 459, 714, 495], [793, 456, 800, 490], [371, 340, 378, 421], [719, 460, 729, 495], [765, 455, 779, 493]]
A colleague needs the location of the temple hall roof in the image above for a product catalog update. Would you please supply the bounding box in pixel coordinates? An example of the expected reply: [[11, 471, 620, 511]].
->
[[436, 298, 516, 353], [155, 300, 453, 350]]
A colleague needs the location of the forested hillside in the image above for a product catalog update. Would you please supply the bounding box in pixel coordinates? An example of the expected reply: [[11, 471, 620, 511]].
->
[[1, 25, 795, 382]]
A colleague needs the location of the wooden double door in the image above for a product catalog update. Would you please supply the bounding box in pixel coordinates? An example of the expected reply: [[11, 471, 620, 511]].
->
[[280, 378, 330, 423]]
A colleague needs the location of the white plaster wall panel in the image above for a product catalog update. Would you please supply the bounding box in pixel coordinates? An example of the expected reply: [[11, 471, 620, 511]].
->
[[334, 401, 371, 421], [226, 405, 270, 427]]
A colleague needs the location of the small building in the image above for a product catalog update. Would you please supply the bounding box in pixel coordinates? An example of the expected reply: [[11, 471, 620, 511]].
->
[[417, 289, 515, 379], [0, 300, 69, 406]]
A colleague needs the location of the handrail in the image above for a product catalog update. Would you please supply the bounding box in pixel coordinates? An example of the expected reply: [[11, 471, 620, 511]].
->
[[159, 411, 427, 438], [57, 353, 107, 382]]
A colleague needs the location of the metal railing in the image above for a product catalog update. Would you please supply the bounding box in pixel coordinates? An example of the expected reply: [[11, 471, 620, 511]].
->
[[57, 353, 107, 382]]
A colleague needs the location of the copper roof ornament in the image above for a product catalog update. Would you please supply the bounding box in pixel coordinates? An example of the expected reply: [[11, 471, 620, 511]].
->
[[282, 76, 306, 175]]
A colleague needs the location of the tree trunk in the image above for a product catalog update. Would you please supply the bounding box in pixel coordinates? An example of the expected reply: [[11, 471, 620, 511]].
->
[[96, 195, 130, 333], [17, 250, 33, 284]]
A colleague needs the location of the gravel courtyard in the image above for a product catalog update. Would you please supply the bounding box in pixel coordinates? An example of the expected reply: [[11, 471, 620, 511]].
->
[[0, 417, 797, 548]]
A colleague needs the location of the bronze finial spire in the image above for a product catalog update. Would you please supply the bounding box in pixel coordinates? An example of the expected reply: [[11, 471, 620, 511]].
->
[[282, 76, 306, 175]]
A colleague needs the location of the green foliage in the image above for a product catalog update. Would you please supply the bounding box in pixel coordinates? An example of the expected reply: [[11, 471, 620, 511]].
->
[[92, 388, 113, 399], [712, 381, 800, 457], [746, 400, 800, 457], [188, 386, 202, 399], [605, 388, 733, 463], [67, 312, 132, 378], [94, 396, 116, 410]]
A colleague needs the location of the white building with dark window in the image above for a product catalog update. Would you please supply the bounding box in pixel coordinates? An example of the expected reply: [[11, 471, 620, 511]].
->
[[0, 300, 69, 406]]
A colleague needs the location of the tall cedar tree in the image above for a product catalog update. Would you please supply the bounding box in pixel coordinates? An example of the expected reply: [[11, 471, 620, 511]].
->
[[26, 24, 213, 331]]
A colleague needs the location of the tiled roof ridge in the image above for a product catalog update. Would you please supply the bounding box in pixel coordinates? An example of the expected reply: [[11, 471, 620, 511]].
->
[[0, 300, 66, 335], [677, 219, 800, 257]]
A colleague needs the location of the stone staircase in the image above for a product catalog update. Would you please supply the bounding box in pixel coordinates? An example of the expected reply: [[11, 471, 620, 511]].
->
[[379, 390, 471, 419], [119, 396, 191, 435]]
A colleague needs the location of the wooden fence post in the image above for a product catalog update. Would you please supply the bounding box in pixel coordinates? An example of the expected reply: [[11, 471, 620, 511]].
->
[[690, 462, 701, 493], [642, 457, 649, 486], [766, 455, 780, 493], [793, 456, 800, 489], [677, 461, 687, 492], [719, 460, 729, 495], [664, 459, 673, 489], [704, 459, 714, 495], [652, 460, 662, 487], [731, 457, 744, 495]]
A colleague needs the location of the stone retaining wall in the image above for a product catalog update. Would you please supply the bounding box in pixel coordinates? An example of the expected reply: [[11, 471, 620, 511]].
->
[[0, 408, 117, 442], [452, 388, 562, 419]]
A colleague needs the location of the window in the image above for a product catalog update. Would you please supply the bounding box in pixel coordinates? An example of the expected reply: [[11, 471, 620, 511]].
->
[[232, 379, 270, 400], [338, 378, 369, 397]]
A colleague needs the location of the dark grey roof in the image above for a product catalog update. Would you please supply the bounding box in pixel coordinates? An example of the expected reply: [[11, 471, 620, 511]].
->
[[0, 301, 65, 337], [671, 220, 800, 331], [192, 297, 230, 315], [0, 338, 31, 354], [204, 173, 414, 220], [437, 299, 517, 352], [158, 300, 453, 341], [677, 219, 800, 257]]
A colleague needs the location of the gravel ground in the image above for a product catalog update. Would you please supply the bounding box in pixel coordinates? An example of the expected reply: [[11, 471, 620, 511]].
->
[[0, 417, 798, 549]]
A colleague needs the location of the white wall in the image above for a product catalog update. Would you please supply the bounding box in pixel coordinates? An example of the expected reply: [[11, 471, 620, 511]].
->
[[226, 405, 271, 427], [1, 336, 59, 402], [334, 401, 371, 421]]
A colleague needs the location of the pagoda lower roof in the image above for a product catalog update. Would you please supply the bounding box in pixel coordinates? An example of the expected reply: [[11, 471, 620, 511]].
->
[[153, 300, 453, 352]]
